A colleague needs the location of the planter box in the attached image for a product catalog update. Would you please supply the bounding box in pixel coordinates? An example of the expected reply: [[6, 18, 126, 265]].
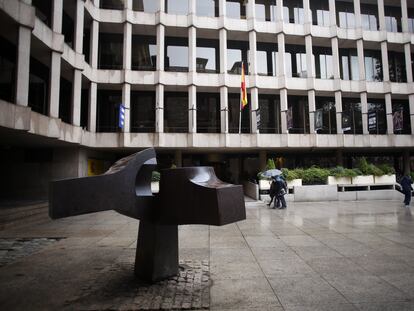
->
[[259, 179, 271, 190], [374, 174, 396, 184], [327, 176, 352, 185], [352, 175, 374, 185], [287, 179, 302, 188]]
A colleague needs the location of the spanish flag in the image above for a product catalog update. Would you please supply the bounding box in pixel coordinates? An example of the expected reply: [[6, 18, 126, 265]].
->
[[240, 62, 248, 109]]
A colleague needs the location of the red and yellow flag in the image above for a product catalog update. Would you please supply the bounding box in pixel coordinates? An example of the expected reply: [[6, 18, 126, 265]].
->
[[240, 62, 248, 109]]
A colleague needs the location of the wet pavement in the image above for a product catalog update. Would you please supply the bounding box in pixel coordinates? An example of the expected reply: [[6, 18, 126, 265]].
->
[[1, 200, 414, 310]]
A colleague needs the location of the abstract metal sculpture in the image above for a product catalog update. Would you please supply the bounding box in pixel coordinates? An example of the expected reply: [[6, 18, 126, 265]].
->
[[49, 148, 246, 282]]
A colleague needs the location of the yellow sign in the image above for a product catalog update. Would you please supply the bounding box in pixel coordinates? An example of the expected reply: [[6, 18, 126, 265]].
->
[[88, 159, 105, 176]]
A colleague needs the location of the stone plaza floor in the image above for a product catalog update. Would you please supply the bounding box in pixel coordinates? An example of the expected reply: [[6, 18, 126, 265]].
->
[[1, 199, 414, 310]]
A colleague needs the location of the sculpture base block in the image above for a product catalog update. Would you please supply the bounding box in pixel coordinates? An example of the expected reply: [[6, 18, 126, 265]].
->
[[135, 221, 179, 282]]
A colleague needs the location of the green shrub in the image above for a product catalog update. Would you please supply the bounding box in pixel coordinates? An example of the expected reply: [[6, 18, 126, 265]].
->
[[282, 168, 300, 181], [329, 166, 359, 178], [377, 164, 396, 175], [151, 171, 160, 182], [266, 158, 276, 170], [301, 166, 330, 185], [356, 157, 384, 176]]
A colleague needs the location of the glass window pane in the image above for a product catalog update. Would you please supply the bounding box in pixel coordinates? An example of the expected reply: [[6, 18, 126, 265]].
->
[[227, 49, 242, 73], [341, 56, 349, 80], [196, 47, 216, 72], [167, 46, 188, 71], [283, 6, 289, 23], [347, 13, 355, 28], [285, 52, 292, 77], [272, 51, 277, 76], [362, 14, 370, 30], [339, 12, 347, 28], [196, 0, 216, 17], [257, 50, 268, 75], [227, 1, 240, 19], [370, 15, 377, 30], [351, 55, 359, 80], [365, 57, 373, 81], [255, 4, 266, 21], [166, 0, 188, 15], [133, 0, 159, 12], [319, 55, 326, 79]]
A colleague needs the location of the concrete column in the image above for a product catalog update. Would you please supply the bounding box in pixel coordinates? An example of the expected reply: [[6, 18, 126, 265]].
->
[[49, 52, 61, 118], [72, 69, 82, 126], [122, 83, 131, 132], [90, 20, 99, 68], [353, 0, 362, 29], [401, 0, 409, 33], [52, 0, 63, 33], [219, 28, 227, 73], [125, 0, 132, 9], [336, 149, 344, 167], [174, 150, 182, 167], [219, 0, 226, 17], [88, 82, 97, 132], [331, 37, 341, 79], [159, 0, 165, 12], [250, 87, 259, 133], [303, 0, 311, 25], [248, 31, 257, 75], [403, 150, 410, 175], [409, 94, 414, 135], [188, 85, 197, 133], [276, 0, 283, 21], [305, 35, 314, 77], [280, 88, 288, 133], [123, 22, 132, 70], [220, 86, 229, 133], [357, 40, 365, 81], [156, 84, 164, 133], [189, 0, 196, 15], [335, 91, 343, 134], [74, 0, 84, 53], [308, 90, 316, 133], [404, 44, 413, 83], [277, 33, 286, 76], [259, 150, 267, 171], [328, 0, 336, 26], [188, 27, 196, 73], [380, 41, 390, 82], [15, 26, 31, 107], [156, 24, 165, 71], [360, 92, 368, 134], [385, 93, 393, 134], [377, 0, 386, 31], [247, 0, 255, 20]]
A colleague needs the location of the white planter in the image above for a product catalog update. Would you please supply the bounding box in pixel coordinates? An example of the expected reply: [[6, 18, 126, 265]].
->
[[352, 175, 374, 185], [287, 179, 302, 188], [327, 176, 352, 185], [151, 181, 159, 193], [259, 179, 271, 190], [374, 174, 396, 184]]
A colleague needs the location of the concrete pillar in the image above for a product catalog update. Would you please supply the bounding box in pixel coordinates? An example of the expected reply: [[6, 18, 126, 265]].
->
[[357, 40, 365, 81], [305, 35, 314, 77], [280, 89, 288, 133], [188, 27, 196, 72], [336, 149, 344, 166], [74, 0, 84, 53], [15, 26, 31, 107], [219, 28, 227, 73], [125, 0, 132, 9], [380, 41, 389, 82], [308, 90, 316, 133], [174, 150, 182, 167], [409, 95, 414, 135], [247, 0, 255, 20], [220, 86, 229, 133], [259, 150, 267, 171], [156, 84, 164, 133], [403, 150, 410, 175], [188, 85, 196, 133], [360, 92, 368, 134], [385, 93, 393, 134], [377, 0, 386, 31], [156, 24, 165, 71], [401, 0, 409, 33], [303, 0, 311, 25], [332, 37, 341, 79], [88, 82, 97, 132], [122, 83, 131, 132], [90, 20, 99, 68], [158, 0, 164, 12], [328, 0, 336, 26], [123, 22, 132, 70], [52, 0, 63, 33], [250, 87, 259, 133], [277, 33, 286, 76], [49, 53, 61, 118], [72, 69, 82, 126], [353, 0, 362, 29], [404, 44, 413, 83], [335, 91, 343, 134], [189, 0, 196, 15], [219, 0, 226, 17], [249, 31, 257, 75], [276, 0, 283, 21]]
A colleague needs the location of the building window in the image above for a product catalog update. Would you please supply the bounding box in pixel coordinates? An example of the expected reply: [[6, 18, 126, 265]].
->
[[392, 100, 411, 134], [388, 51, 407, 83], [255, 0, 277, 22], [227, 40, 249, 74], [62, 11, 74, 48], [408, 9, 414, 33], [196, 0, 218, 17], [285, 45, 307, 78], [0, 36, 16, 103], [315, 97, 336, 134], [59, 77, 72, 124], [132, 35, 156, 71], [367, 99, 387, 134], [287, 96, 309, 134], [284, 0, 304, 24], [83, 19, 91, 64], [98, 33, 123, 70], [133, 0, 159, 13], [314, 46, 333, 79], [32, 0, 52, 27], [164, 92, 188, 133], [131, 91, 155, 133], [100, 0, 124, 10], [197, 93, 220, 133], [196, 39, 219, 73], [81, 88, 89, 129], [226, 0, 246, 19], [340, 48, 359, 81], [342, 98, 362, 134], [361, 3, 378, 31], [29, 56, 50, 116], [364, 50, 383, 82], [228, 93, 250, 133], [97, 90, 122, 132], [385, 6, 402, 33], [165, 0, 189, 15], [165, 37, 189, 72], [336, 1, 355, 29], [257, 42, 277, 76], [258, 95, 280, 133], [310, 0, 330, 27]]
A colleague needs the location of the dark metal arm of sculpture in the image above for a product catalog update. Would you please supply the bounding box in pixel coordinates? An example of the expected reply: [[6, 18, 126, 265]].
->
[[49, 148, 246, 282]]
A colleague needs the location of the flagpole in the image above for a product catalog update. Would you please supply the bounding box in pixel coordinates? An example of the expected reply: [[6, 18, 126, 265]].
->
[[239, 62, 243, 134]]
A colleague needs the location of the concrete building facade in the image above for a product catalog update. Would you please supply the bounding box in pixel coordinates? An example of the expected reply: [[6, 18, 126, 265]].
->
[[0, 0, 414, 199]]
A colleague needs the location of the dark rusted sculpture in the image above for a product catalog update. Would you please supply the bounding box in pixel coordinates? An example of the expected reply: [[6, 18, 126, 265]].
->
[[49, 148, 246, 282]]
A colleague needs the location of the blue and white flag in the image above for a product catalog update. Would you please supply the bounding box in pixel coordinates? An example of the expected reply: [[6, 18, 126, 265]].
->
[[119, 104, 125, 129]]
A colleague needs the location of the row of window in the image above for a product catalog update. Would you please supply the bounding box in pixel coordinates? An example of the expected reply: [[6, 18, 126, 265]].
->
[[94, 34, 411, 82]]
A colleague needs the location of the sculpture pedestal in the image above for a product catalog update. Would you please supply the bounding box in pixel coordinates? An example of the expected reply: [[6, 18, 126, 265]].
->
[[135, 221, 179, 282]]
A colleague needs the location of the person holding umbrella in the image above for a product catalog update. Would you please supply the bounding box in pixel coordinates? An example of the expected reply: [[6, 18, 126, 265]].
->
[[274, 175, 287, 209], [400, 174, 413, 208]]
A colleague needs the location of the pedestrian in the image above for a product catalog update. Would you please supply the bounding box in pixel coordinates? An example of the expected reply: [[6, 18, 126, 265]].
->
[[400, 174, 413, 208], [274, 175, 287, 209], [267, 177, 276, 208]]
